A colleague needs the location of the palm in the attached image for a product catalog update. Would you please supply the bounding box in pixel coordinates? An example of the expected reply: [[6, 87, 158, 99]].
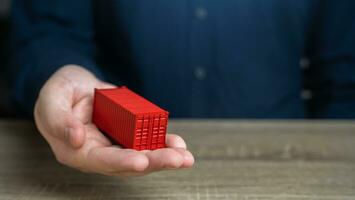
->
[[35, 66, 194, 177]]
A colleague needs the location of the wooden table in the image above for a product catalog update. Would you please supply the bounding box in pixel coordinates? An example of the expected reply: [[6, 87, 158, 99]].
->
[[0, 120, 355, 200]]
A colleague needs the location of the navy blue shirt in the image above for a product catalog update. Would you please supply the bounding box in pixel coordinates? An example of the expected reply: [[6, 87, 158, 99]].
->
[[10, 0, 355, 118]]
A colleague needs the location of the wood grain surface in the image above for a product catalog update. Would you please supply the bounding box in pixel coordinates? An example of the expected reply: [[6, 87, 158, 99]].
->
[[0, 120, 354, 200]]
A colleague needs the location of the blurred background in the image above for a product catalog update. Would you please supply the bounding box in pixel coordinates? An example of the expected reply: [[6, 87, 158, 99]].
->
[[0, 0, 16, 118], [1, 1, 353, 119]]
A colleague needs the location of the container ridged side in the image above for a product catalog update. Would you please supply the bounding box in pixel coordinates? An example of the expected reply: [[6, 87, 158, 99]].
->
[[93, 87, 169, 150]]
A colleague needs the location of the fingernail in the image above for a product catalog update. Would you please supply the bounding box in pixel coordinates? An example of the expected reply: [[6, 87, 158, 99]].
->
[[175, 137, 187, 149], [178, 144, 187, 149], [172, 141, 187, 149]]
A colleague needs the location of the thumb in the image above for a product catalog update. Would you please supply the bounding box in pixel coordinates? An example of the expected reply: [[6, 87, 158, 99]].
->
[[62, 113, 86, 148], [98, 81, 117, 89], [35, 102, 86, 149]]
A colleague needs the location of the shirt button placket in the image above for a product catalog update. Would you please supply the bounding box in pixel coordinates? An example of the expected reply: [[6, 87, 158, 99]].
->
[[188, 1, 212, 116], [194, 5, 208, 82]]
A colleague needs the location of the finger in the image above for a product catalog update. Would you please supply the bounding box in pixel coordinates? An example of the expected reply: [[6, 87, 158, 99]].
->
[[71, 81, 116, 123], [172, 148, 195, 168], [166, 134, 187, 149], [143, 148, 184, 171], [35, 91, 85, 148], [72, 96, 93, 124], [85, 147, 149, 175], [65, 116, 86, 148], [109, 148, 194, 176], [53, 111, 85, 148], [98, 82, 117, 89]]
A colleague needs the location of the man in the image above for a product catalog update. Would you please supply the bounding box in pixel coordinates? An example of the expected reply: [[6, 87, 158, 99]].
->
[[9, 1, 355, 176]]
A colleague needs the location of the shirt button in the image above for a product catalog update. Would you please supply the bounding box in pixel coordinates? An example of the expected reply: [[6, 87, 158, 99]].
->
[[300, 57, 310, 69], [195, 7, 208, 20], [194, 66, 207, 80], [301, 90, 313, 100]]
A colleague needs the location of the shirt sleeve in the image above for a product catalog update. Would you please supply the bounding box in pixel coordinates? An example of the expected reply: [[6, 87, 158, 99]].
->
[[306, 0, 355, 118], [10, 0, 105, 116]]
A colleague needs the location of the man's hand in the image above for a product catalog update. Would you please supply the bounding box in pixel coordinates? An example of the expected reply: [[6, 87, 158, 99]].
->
[[34, 65, 194, 177]]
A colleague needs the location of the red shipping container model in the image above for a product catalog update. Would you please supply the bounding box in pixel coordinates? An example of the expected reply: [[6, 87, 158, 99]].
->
[[92, 86, 169, 151]]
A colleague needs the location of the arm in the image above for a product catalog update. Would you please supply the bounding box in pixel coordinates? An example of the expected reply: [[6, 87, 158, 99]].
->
[[306, 0, 355, 118]]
